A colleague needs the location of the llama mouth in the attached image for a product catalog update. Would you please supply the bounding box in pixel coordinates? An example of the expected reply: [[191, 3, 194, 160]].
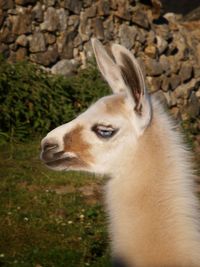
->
[[40, 150, 78, 170], [45, 156, 75, 168]]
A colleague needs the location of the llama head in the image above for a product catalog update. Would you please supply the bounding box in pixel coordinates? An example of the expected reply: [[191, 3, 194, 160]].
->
[[40, 39, 152, 175]]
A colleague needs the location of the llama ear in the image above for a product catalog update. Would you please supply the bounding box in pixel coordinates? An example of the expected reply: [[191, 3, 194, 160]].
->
[[111, 43, 148, 115], [91, 38, 126, 94], [111, 43, 152, 134]]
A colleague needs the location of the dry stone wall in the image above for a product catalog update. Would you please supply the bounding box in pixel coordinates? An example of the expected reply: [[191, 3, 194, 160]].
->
[[0, 0, 200, 146]]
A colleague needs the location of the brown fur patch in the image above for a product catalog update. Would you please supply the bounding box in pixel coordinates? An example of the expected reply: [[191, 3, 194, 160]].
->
[[63, 125, 93, 168]]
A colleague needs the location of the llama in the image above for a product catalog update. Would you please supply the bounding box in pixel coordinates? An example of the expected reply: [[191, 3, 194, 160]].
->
[[40, 38, 200, 267]]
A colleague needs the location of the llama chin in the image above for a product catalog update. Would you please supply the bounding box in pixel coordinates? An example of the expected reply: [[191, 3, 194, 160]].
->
[[41, 38, 200, 267]]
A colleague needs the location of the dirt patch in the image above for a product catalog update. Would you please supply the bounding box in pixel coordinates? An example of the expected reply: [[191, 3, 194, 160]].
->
[[54, 185, 76, 195], [78, 183, 103, 205], [18, 181, 40, 192]]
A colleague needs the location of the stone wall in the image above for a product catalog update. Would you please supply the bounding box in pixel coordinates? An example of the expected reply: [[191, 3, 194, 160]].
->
[[0, 0, 200, 142]]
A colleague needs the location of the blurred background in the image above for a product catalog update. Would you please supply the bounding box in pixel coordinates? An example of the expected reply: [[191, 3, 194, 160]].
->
[[0, 0, 200, 266]]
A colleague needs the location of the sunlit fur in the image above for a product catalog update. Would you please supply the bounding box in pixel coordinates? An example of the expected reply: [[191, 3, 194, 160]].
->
[[40, 39, 200, 267], [106, 97, 200, 267]]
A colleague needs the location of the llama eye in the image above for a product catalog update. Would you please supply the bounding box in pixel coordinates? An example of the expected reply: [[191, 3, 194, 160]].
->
[[91, 124, 118, 139]]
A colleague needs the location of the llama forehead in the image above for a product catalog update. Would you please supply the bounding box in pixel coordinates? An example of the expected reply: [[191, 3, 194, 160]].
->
[[104, 94, 127, 115], [80, 94, 130, 123], [63, 124, 93, 164]]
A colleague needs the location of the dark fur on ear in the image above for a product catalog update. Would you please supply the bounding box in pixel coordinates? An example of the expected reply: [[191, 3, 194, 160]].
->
[[119, 52, 144, 115]]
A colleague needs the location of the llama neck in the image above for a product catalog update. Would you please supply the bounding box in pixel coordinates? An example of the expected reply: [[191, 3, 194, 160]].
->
[[105, 102, 200, 267]]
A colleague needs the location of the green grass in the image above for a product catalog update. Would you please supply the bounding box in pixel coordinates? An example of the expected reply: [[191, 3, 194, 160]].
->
[[0, 140, 110, 267]]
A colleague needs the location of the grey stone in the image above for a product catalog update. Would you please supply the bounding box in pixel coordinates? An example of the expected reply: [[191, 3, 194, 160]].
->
[[29, 32, 46, 53], [63, 0, 82, 14], [187, 92, 200, 119], [68, 15, 79, 28], [8, 47, 27, 62], [40, 7, 60, 32], [196, 43, 200, 65], [16, 34, 28, 47], [0, 0, 13, 10], [161, 76, 171, 92], [83, 0, 93, 8], [57, 31, 77, 59], [152, 90, 168, 107], [44, 0, 56, 6], [166, 42, 178, 57], [179, 62, 193, 83], [73, 47, 80, 58], [7, 9, 17, 15], [32, 2, 43, 22], [9, 43, 18, 52], [146, 76, 161, 92], [79, 13, 92, 42], [154, 24, 172, 41], [115, 1, 131, 20], [97, 0, 110, 16], [0, 27, 16, 44], [156, 35, 168, 54], [0, 43, 9, 57], [147, 30, 156, 45], [110, 0, 117, 10], [177, 98, 184, 107], [30, 44, 59, 66], [103, 17, 115, 40], [132, 9, 149, 30], [84, 5, 97, 18], [170, 74, 181, 90], [196, 89, 200, 99], [175, 78, 200, 99], [168, 55, 181, 74], [93, 18, 104, 40], [181, 92, 200, 120], [61, 45, 74, 60], [159, 55, 171, 76], [119, 24, 137, 50], [0, 10, 6, 28], [144, 57, 163, 76], [134, 41, 144, 54], [163, 91, 177, 107], [193, 64, 200, 78], [83, 41, 93, 59], [164, 12, 181, 24], [57, 8, 68, 31], [11, 11, 32, 35], [170, 106, 181, 120], [51, 59, 78, 76], [144, 45, 157, 59], [180, 109, 189, 121], [73, 34, 82, 48], [44, 33, 56, 45], [136, 29, 146, 45], [172, 33, 190, 61], [15, 0, 37, 5], [151, 0, 162, 19]]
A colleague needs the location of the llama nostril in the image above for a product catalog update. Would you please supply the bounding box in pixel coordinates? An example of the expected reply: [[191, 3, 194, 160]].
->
[[42, 142, 58, 153]]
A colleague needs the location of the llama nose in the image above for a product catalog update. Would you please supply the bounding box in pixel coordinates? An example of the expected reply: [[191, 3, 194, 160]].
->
[[42, 141, 58, 153], [40, 139, 59, 162]]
